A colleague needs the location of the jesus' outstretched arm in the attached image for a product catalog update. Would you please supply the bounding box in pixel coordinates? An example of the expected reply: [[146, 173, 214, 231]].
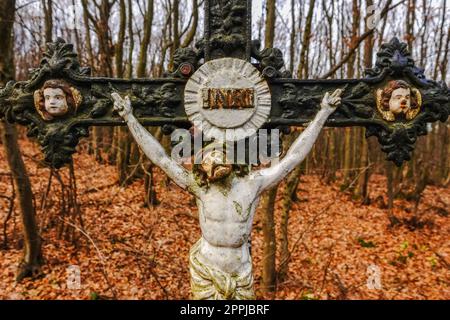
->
[[111, 93, 201, 195], [250, 89, 343, 193]]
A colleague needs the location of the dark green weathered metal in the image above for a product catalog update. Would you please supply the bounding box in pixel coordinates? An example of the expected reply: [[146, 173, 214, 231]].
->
[[0, 1, 448, 168], [204, 0, 252, 61]]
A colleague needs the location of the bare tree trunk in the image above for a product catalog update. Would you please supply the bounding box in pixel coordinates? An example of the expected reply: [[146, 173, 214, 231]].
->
[[41, 0, 53, 43], [346, 0, 359, 78], [181, 0, 198, 48], [81, 0, 96, 158], [443, 125, 450, 185], [288, 0, 296, 74], [0, 0, 42, 281], [439, 31, 449, 184], [431, 1, 449, 186], [115, 0, 130, 185], [325, 130, 337, 183], [1, 124, 43, 281], [433, 0, 447, 80], [70, 0, 82, 58], [260, 0, 278, 295], [419, 0, 429, 67], [278, 165, 301, 281], [95, 0, 114, 77], [157, 2, 172, 76], [134, 0, 157, 197], [276, 130, 302, 281], [342, 128, 352, 188], [354, 129, 370, 202], [439, 24, 449, 82], [297, 0, 316, 79], [386, 162, 398, 225], [137, 0, 154, 78], [115, 0, 126, 78], [81, 0, 95, 69], [354, 0, 373, 203], [342, 0, 360, 190], [265, 0, 276, 48], [169, 0, 180, 69], [260, 187, 277, 294], [322, 1, 337, 183], [126, 0, 134, 78], [109, 0, 127, 167], [323, 0, 335, 77], [84, 0, 116, 162], [405, 0, 416, 55]]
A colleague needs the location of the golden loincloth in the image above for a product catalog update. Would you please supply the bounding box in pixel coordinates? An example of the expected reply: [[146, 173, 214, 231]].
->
[[189, 239, 255, 300]]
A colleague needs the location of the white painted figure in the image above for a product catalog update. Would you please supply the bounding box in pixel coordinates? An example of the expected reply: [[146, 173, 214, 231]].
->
[[111, 88, 342, 300]]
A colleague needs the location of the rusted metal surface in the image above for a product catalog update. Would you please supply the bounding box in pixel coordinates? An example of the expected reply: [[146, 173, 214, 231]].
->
[[202, 88, 255, 110]]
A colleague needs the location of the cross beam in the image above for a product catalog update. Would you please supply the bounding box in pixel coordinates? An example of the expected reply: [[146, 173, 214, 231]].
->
[[0, 1, 449, 168]]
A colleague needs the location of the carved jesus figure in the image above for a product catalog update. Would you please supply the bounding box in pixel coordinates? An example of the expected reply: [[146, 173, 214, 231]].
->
[[111, 88, 342, 300]]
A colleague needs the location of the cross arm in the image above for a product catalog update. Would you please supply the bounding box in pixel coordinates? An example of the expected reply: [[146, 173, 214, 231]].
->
[[0, 39, 191, 168], [264, 38, 450, 166], [0, 37, 448, 169]]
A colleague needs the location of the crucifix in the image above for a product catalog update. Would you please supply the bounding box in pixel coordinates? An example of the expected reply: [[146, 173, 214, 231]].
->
[[0, 0, 448, 300]]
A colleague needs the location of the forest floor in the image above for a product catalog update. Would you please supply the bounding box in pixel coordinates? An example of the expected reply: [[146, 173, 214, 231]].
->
[[0, 138, 448, 300]]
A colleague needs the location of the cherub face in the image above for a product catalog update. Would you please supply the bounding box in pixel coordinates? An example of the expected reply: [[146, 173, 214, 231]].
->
[[44, 88, 69, 116], [201, 150, 232, 181], [389, 87, 411, 115]]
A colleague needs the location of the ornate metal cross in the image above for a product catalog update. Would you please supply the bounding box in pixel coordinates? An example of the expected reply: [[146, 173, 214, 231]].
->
[[0, 0, 448, 168], [0, 0, 449, 300]]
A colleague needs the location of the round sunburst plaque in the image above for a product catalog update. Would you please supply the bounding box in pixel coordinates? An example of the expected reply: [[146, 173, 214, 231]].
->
[[184, 58, 271, 141]]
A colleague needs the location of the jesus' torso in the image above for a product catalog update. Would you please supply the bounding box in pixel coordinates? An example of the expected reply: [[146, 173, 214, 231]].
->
[[194, 175, 262, 274]]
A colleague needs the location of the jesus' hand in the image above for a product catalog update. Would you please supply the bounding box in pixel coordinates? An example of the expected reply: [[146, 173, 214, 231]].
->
[[112, 92, 133, 121], [321, 89, 343, 114]]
